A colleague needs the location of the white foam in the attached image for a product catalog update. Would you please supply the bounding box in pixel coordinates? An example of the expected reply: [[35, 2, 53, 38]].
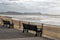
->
[[12, 18, 20, 20]]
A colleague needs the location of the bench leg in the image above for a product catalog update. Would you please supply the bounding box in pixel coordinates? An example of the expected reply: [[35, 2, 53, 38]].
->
[[35, 32, 42, 37], [40, 32, 42, 37], [23, 29, 29, 33], [35, 32, 37, 36], [23, 29, 25, 33], [27, 29, 28, 33]]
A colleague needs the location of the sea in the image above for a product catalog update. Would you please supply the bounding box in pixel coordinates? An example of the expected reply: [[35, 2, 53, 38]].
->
[[0, 14, 60, 27]]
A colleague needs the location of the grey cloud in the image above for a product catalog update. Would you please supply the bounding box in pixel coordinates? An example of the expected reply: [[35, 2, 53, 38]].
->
[[0, 0, 60, 15]]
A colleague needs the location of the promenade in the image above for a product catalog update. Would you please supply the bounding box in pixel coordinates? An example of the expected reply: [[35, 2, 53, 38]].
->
[[0, 26, 53, 40]]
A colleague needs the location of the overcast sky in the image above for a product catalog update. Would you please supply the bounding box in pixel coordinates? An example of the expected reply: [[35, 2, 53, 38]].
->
[[0, 0, 60, 15]]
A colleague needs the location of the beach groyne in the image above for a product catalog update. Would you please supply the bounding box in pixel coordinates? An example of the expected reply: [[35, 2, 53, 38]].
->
[[0, 16, 60, 40]]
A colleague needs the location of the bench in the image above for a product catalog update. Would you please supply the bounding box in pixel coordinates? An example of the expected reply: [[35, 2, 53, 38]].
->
[[2, 20, 13, 28], [22, 23, 43, 37]]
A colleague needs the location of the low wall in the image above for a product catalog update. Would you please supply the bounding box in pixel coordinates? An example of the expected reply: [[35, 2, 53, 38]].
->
[[43, 25, 60, 39], [12, 20, 22, 30]]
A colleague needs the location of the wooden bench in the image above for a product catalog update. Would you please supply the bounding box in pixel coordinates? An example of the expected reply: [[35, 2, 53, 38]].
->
[[22, 23, 43, 37]]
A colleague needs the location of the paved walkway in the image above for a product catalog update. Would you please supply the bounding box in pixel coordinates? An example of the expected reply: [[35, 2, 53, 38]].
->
[[0, 26, 54, 40]]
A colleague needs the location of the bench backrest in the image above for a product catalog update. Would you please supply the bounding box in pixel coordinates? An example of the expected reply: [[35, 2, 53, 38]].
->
[[23, 23, 37, 31], [3, 20, 10, 25]]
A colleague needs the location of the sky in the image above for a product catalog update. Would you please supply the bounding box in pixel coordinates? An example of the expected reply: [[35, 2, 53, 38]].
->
[[0, 0, 60, 15]]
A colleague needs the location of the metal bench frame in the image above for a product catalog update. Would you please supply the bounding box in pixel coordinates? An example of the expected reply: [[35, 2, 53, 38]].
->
[[22, 23, 43, 37]]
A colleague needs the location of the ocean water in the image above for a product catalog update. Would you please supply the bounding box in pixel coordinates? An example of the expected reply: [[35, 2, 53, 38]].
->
[[0, 14, 60, 27]]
